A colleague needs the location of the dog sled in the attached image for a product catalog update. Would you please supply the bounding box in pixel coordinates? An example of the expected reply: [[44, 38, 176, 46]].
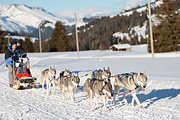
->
[[12, 57, 37, 90]]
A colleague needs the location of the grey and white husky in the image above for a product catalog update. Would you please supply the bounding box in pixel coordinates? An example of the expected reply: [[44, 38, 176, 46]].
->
[[83, 78, 113, 111], [40, 66, 56, 96], [91, 67, 111, 81], [54, 69, 71, 85], [57, 74, 80, 102], [113, 72, 147, 108]]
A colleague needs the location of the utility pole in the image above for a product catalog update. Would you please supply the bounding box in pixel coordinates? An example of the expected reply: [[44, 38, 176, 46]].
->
[[148, 0, 154, 58], [38, 20, 52, 53], [75, 12, 80, 59], [38, 23, 42, 53]]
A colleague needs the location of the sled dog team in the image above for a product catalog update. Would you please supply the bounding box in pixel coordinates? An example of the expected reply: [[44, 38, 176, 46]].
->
[[40, 66, 147, 111]]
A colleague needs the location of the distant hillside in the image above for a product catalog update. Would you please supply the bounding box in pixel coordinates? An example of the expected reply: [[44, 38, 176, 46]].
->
[[68, 0, 180, 51]]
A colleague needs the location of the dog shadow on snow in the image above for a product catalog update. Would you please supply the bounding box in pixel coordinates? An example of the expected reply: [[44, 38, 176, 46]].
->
[[36, 83, 48, 89], [114, 88, 180, 108]]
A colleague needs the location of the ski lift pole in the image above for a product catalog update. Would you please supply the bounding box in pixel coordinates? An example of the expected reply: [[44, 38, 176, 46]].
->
[[75, 13, 80, 59]]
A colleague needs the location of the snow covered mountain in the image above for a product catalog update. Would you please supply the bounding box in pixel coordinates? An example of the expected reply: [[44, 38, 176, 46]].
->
[[0, 4, 64, 33], [0, 4, 101, 34]]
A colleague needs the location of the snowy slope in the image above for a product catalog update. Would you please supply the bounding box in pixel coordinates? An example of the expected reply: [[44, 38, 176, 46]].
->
[[113, 22, 148, 41], [0, 4, 95, 33], [0, 4, 64, 33], [0, 45, 180, 119], [113, 1, 164, 41]]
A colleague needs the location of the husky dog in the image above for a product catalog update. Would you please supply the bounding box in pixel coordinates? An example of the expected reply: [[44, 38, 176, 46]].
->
[[54, 69, 71, 85], [57, 74, 80, 102], [40, 66, 56, 96], [113, 72, 147, 108], [83, 78, 113, 111], [91, 67, 111, 81]]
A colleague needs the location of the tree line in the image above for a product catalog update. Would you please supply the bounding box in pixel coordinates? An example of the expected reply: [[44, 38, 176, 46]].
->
[[68, 8, 149, 51]]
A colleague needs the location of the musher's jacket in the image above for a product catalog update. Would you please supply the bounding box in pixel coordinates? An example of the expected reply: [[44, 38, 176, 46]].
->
[[4, 45, 27, 66]]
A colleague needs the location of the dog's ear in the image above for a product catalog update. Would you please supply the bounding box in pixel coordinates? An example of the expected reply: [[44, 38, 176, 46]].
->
[[77, 73, 79, 77], [108, 67, 110, 72], [65, 68, 67, 71], [143, 71, 146, 76], [103, 67, 105, 71], [138, 72, 140, 76], [53, 66, 55, 70], [68, 68, 70, 71], [50, 66, 52, 70]]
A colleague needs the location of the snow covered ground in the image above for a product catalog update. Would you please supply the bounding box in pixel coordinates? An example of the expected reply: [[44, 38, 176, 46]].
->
[[0, 44, 180, 119]]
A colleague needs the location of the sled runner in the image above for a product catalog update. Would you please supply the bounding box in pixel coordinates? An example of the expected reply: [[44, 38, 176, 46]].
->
[[13, 57, 37, 90]]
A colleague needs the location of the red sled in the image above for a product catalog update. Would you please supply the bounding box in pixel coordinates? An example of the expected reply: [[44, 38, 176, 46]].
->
[[13, 57, 37, 90]]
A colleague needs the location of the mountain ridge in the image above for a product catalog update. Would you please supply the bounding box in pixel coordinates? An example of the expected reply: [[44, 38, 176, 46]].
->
[[0, 3, 60, 33]]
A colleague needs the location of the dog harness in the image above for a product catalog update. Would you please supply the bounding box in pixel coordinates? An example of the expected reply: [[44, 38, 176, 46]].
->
[[92, 71, 95, 78], [117, 73, 139, 90], [92, 69, 103, 78], [99, 81, 107, 95]]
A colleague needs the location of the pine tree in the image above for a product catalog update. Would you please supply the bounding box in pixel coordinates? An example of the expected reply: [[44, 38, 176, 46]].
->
[[0, 28, 7, 53], [42, 41, 50, 52], [149, 0, 180, 53], [50, 21, 70, 52], [22, 35, 34, 52]]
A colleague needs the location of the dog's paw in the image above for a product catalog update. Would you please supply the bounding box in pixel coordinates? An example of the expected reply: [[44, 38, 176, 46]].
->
[[113, 102, 116, 105], [124, 99, 128, 105], [92, 108, 96, 111], [125, 101, 129, 105], [104, 109, 108, 112], [139, 105, 143, 109], [131, 103, 134, 106]]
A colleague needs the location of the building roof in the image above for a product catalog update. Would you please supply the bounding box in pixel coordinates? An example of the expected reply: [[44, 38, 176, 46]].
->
[[110, 44, 132, 49]]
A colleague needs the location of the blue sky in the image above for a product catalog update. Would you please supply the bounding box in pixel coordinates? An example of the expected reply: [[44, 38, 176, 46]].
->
[[0, 0, 128, 12], [0, 0, 150, 18]]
